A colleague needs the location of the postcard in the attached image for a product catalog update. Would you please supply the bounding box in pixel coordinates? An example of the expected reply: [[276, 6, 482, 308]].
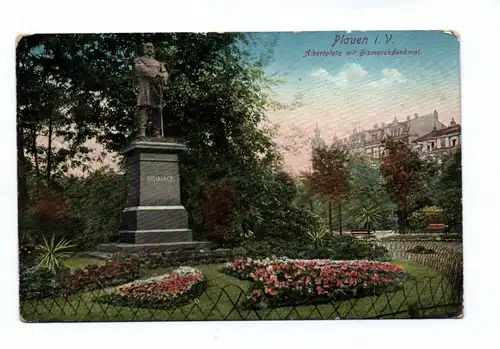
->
[[17, 30, 462, 322]]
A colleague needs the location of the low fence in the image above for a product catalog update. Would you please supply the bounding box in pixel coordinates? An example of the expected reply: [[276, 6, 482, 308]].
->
[[380, 241, 463, 303], [20, 274, 462, 322]]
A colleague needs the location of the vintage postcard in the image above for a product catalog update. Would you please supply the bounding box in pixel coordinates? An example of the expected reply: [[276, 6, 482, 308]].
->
[[17, 30, 462, 322]]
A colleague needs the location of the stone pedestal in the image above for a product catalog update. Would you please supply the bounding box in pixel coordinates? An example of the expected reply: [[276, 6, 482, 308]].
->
[[98, 138, 210, 253]]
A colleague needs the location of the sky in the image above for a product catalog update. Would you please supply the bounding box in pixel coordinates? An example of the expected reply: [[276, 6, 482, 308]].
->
[[252, 31, 461, 173], [49, 31, 461, 176]]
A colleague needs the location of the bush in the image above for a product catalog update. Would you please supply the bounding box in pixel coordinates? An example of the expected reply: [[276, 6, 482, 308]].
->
[[19, 234, 40, 266], [236, 235, 390, 261], [253, 206, 324, 243], [19, 264, 70, 300], [64, 168, 126, 249], [406, 246, 436, 254], [191, 179, 244, 247], [324, 235, 390, 261], [379, 233, 461, 242], [408, 206, 446, 233], [22, 183, 83, 246]]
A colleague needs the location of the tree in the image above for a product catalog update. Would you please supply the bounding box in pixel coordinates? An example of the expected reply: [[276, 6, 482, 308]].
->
[[436, 148, 462, 234], [305, 143, 350, 234], [347, 157, 394, 231], [380, 139, 424, 234], [17, 33, 312, 245]]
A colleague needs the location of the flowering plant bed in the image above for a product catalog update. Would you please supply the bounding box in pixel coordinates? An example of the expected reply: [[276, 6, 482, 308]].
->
[[222, 258, 411, 308], [60, 256, 142, 294], [96, 267, 206, 309]]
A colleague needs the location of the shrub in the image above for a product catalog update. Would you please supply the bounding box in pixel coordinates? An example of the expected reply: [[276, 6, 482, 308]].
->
[[36, 235, 75, 273], [223, 258, 410, 308], [406, 246, 436, 254], [96, 267, 206, 310], [22, 183, 82, 245], [378, 233, 461, 242], [325, 235, 390, 261], [192, 179, 243, 247], [352, 201, 383, 231], [64, 168, 126, 249], [19, 265, 70, 300], [60, 256, 142, 294], [19, 234, 40, 266], [408, 206, 446, 233], [257, 206, 323, 242]]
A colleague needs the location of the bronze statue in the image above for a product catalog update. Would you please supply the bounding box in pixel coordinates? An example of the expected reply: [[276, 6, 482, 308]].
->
[[135, 42, 169, 138]]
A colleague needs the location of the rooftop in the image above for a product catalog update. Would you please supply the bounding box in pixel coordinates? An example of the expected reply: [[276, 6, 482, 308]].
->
[[414, 124, 461, 142]]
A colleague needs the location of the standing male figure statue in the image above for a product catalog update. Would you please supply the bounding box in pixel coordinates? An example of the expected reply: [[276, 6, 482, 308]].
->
[[135, 42, 169, 138]]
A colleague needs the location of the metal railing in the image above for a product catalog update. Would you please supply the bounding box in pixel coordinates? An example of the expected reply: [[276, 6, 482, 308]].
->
[[20, 275, 462, 322]]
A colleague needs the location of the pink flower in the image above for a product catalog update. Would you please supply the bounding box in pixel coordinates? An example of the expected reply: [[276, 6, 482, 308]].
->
[[252, 289, 263, 297]]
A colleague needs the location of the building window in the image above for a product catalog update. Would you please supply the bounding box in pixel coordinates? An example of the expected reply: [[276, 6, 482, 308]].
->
[[431, 141, 435, 149], [440, 138, 445, 148], [427, 145, 430, 152], [452, 139, 457, 147]]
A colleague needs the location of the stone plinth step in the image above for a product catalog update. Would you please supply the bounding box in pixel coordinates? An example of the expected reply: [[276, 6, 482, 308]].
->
[[97, 241, 211, 254]]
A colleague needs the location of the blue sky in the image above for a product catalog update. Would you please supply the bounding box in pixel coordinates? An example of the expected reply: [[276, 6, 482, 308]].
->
[[244, 31, 461, 171], [251, 30, 460, 102]]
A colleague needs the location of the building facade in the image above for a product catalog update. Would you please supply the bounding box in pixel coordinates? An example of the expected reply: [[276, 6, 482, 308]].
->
[[312, 110, 461, 160], [413, 118, 461, 159]]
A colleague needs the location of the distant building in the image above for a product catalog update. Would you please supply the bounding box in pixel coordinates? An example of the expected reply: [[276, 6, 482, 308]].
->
[[311, 123, 326, 150], [413, 118, 461, 159], [312, 110, 461, 160]]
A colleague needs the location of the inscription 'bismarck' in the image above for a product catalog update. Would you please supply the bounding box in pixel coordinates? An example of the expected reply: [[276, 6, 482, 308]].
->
[[146, 175, 176, 182]]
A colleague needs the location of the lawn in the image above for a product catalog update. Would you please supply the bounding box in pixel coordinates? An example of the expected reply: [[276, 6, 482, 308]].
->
[[20, 259, 460, 322]]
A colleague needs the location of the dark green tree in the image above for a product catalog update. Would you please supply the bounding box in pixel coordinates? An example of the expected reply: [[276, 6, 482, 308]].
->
[[305, 143, 350, 234], [380, 139, 424, 234], [17, 33, 310, 246], [436, 148, 462, 234]]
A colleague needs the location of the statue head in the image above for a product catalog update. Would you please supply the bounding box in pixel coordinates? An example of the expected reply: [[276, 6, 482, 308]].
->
[[143, 42, 155, 57]]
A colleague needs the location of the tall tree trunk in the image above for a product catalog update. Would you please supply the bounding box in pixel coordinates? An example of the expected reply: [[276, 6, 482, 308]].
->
[[46, 113, 53, 182], [338, 201, 343, 235], [17, 123, 28, 218], [397, 195, 406, 234], [32, 124, 40, 177], [402, 191, 408, 234], [328, 201, 332, 233]]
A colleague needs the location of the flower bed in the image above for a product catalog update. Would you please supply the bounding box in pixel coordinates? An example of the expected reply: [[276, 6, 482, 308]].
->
[[222, 258, 411, 308], [96, 267, 206, 309], [59, 256, 143, 294]]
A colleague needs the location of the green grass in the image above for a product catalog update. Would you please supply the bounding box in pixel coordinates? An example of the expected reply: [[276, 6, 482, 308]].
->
[[20, 260, 460, 322], [61, 257, 105, 269]]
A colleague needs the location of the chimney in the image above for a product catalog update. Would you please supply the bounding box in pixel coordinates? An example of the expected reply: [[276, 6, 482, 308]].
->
[[407, 115, 410, 121], [433, 110, 438, 118], [374, 124, 378, 129], [414, 113, 418, 119]]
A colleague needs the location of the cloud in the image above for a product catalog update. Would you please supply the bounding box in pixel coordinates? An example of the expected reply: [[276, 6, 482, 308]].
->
[[312, 64, 406, 89], [312, 63, 368, 88]]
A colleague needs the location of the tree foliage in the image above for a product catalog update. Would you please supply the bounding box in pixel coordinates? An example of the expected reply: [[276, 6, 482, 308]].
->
[[380, 139, 424, 233], [306, 143, 350, 204], [17, 33, 320, 247], [436, 148, 462, 234]]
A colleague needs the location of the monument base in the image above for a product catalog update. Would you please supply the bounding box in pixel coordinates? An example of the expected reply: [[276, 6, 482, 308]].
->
[[99, 138, 211, 255], [97, 241, 211, 254]]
